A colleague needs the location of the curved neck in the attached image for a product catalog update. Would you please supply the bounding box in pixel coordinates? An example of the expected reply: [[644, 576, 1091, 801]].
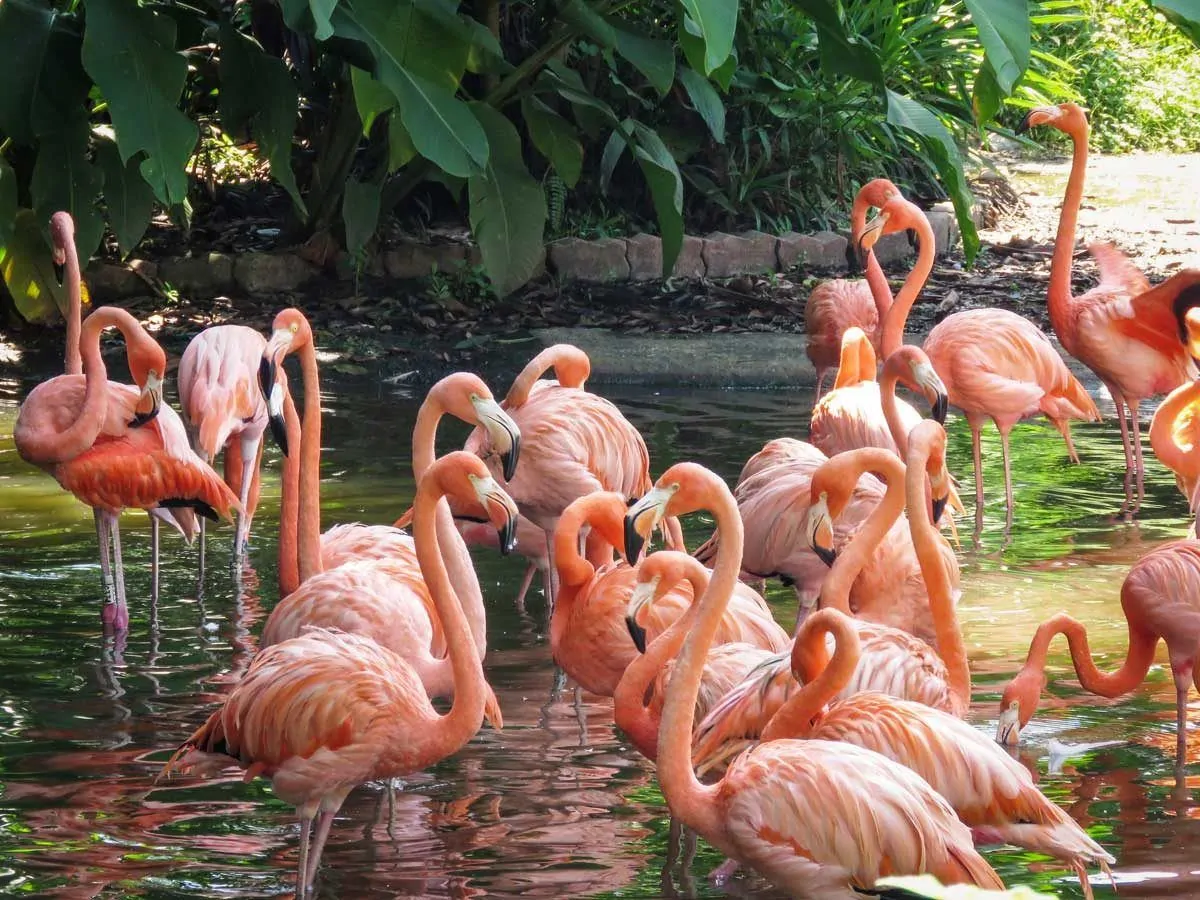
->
[[904, 442, 970, 709], [1047, 126, 1089, 341], [613, 567, 707, 759], [394, 470, 487, 767], [1019, 611, 1157, 700], [761, 610, 860, 741], [505, 345, 588, 406], [277, 388, 302, 598], [864, 250, 892, 329], [63, 239, 83, 376], [819, 451, 906, 614], [832, 335, 877, 390], [657, 483, 740, 840], [881, 213, 936, 358], [879, 364, 908, 453], [1149, 381, 1200, 476], [297, 343, 324, 582], [548, 496, 621, 650]]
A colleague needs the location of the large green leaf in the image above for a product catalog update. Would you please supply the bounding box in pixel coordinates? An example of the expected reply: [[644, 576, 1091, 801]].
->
[[677, 67, 725, 142], [559, 0, 617, 48], [792, 0, 883, 86], [1152, 0, 1200, 47], [971, 60, 1004, 125], [280, 0, 339, 41], [0, 0, 52, 144], [468, 104, 547, 297], [352, 65, 396, 135], [0, 158, 17, 246], [677, 0, 737, 75], [963, 0, 1030, 95], [220, 23, 307, 216], [94, 135, 154, 257], [679, 18, 736, 90], [886, 90, 979, 265], [630, 123, 683, 277], [0, 208, 69, 323], [521, 98, 584, 187], [30, 121, 105, 262], [81, 0, 197, 208], [388, 114, 418, 171], [336, 0, 470, 88], [343, 176, 382, 257], [612, 25, 676, 95]]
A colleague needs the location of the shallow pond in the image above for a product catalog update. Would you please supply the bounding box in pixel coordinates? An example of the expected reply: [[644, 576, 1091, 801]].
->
[[0, 361, 1197, 899]]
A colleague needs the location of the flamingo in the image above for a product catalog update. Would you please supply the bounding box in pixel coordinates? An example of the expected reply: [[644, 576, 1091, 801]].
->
[[1019, 102, 1200, 511], [161, 452, 516, 897], [753, 607, 1114, 897], [865, 187, 1100, 528], [614, 551, 786, 763], [178, 324, 271, 556], [551, 492, 788, 697], [14, 305, 240, 630], [623, 462, 1004, 895], [997, 538, 1200, 767], [805, 178, 901, 397], [463, 343, 682, 607], [1148, 306, 1200, 526]]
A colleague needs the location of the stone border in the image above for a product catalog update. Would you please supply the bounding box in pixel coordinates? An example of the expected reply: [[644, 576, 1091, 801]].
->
[[83, 204, 964, 300]]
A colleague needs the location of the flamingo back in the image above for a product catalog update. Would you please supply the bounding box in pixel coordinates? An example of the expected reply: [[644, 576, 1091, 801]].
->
[[809, 382, 916, 457], [320, 523, 419, 570], [804, 279, 880, 376], [177, 325, 269, 461], [1120, 540, 1200, 666]]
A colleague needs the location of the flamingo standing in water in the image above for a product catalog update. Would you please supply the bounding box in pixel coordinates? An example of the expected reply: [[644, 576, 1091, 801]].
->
[[463, 344, 682, 607], [13, 306, 240, 630], [753, 607, 1114, 896], [864, 188, 1100, 529], [178, 325, 271, 557], [162, 452, 516, 897], [623, 463, 1003, 895], [1019, 102, 1200, 511], [1149, 308, 1200, 528], [805, 179, 901, 397], [997, 538, 1200, 767], [550, 492, 787, 697]]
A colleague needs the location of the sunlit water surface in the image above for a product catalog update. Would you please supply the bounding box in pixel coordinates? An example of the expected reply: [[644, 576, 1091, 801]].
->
[[1, 364, 1198, 899]]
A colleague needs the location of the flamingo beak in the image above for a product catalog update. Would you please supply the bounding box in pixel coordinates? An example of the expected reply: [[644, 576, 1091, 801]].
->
[[470, 474, 519, 555], [996, 703, 1022, 746], [807, 494, 836, 567], [624, 485, 676, 563], [1016, 106, 1056, 135], [857, 212, 888, 256], [912, 361, 949, 425], [624, 577, 658, 654], [471, 395, 521, 482], [130, 371, 163, 427], [259, 330, 293, 456]]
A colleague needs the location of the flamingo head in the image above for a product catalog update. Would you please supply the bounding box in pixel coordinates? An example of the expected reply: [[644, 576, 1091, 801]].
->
[[996, 670, 1042, 746], [432, 452, 519, 555], [127, 334, 166, 428], [805, 490, 836, 567], [886, 345, 948, 425], [1016, 102, 1088, 137], [910, 419, 951, 523], [625, 550, 696, 653], [850, 178, 900, 268], [624, 463, 725, 563], [806, 455, 870, 567], [857, 195, 924, 257], [49, 211, 75, 268], [259, 308, 313, 454], [431, 373, 521, 482]]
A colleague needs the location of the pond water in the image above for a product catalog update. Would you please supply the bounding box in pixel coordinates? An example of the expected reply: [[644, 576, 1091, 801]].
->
[[0, 360, 1197, 899]]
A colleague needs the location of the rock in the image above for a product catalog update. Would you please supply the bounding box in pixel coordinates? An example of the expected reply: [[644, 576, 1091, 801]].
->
[[776, 232, 821, 271], [926, 210, 954, 256], [234, 252, 318, 294], [702, 231, 778, 278], [871, 230, 913, 265], [159, 253, 235, 296], [626, 233, 662, 281], [671, 235, 706, 279], [547, 237, 630, 282], [809, 231, 850, 269], [383, 242, 469, 280], [85, 262, 146, 299]]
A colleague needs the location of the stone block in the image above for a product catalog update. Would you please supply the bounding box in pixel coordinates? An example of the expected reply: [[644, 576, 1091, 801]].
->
[[547, 237, 630, 282], [926, 209, 954, 256], [871, 230, 913, 265], [159, 253, 235, 296], [85, 262, 145, 299], [671, 235, 706, 279], [776, 232, 820, 271], [809, 231, 850, 269], [234, 252, 318, 294], [383, 242, 469, 280], [702, 231, 778, 279], [626, 233, 662, 281]]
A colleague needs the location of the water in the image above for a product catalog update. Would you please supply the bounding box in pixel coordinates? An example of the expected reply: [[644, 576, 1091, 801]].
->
[[1, 363, 1198, 899]]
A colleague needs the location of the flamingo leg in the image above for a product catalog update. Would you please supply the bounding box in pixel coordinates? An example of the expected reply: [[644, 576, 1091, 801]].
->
[[544, 529, 560, 617], [969, 419, 985, 538], [150, 515, 160, 607], [304, 807, 338, 890], [814, 367, 828, 400], [1107, 384, 1135, 505], [198, 517, 207, 580], [94, 509, 117, 608], [1177, 681, 1190, 770], [295, 813, 313, 899], [513, 563, 537, 611], [1129, 398, 1146, 512], [110, 515, 130, 631], [999, 424, 1014, 531], [235, 432, 263, 555]]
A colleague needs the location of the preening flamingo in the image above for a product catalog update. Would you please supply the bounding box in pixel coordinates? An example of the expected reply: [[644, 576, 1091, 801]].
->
[[162, 452, 515, 897], [624, 462, 1003, 895], [1020, 102, 1200, 511], [866, 189, 1100, 528], [14, 305, 239, 630], [550, 492, 786, 697], [614, 551, 786, 763], [178, 324, 271, 555], [997, 538, 1200, 767], [755, 607, 1114, 896], [463, 343, 682, 606], [805, 178, 900, 397]]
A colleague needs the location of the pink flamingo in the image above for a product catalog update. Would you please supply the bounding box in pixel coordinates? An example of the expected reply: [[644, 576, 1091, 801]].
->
[[14, 305, 240, 630], [178, 324, 271, 555], [865, 189, 1100, 528], [997, 538, 1200, 767], [805, 179, 901, 397], [756, 607, 1114, 896], [1020, 102, 1200, 510], [162, 452, 515, 897], [623, 462, 1003, 895], [464, 344, 682, 606], [551, 492, 788, 697], [1149, 309, 1200, 528]]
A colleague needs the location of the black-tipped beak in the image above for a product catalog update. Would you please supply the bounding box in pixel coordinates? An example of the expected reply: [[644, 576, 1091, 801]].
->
[[813, 544, 837, 568], [932, 495, 948, 524], [626, 615, 647, 653], [501, 436, 520, 483], [498, 514, 517, 555], [931, 391, 948, 425], [128, 384, 162, 428], [624, 513, 647, 563], [259, 355, 275, 403], [259, 356, 288, 456], [844, 239, 862, 274], [1015, 111, 1034, 135], [129, 407, 158, 428]]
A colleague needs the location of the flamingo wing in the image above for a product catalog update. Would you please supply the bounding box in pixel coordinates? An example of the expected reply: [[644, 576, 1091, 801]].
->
[[1088, 241, 1151, 297], [178, 325, 269, 460], [1110, 266, 1200, 361], [691, 651, 796, 772]]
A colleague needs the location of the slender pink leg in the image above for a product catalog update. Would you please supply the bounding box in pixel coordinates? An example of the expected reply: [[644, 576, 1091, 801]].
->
[[236, 432, 262, 555], [150, 515, 160, 606], [999, 424, 1014, 531], [1107, 384, 1135, 511], [1176, 679, 1190, 771], [969, 419, 985, 540], [814, 367, 828, 401], [304, 807, 338, 890], [110, 514, 129, 631], [1130, 398, 1146, 512], [513, 563, 537, 610], [94, 509, 117, 608], [544, 528, 560, 615], [295, 814, 313, 899]]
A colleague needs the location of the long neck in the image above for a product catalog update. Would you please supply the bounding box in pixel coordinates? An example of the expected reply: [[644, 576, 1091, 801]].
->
[[864, 250, 892, 328], [657, 487, 740, 841], [819, 452, 906, 614], [548, 501, 602, 650], [505, 346, 587, 406], [277, 389, 302, 598], [297, 344, 324, 582], [881, 214, 936, 358], [612, 570, 706, 760], [1047, 126, 1088, 342], [879, 366, 908, 453], [397, 473, 487, 767], [64, 239, 83, 376], [1019, 611, 1157, 699], [1148, 381, 1200, 476], [760, 611, 859, 741], [904, 448, 970, 709]]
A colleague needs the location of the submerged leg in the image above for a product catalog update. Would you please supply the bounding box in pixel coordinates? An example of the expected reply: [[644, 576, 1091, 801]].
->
[[544, 528, 560, 618], [94, 508, 117, 608], [513, 563, 537, 611], [236, 433, 263, 555], [295, 813, 313, 899], [110, 515, 130, 631], [304, 807, 339, 890], [969, 419, 985, 540], [999, 424, 1014, 532], [1109, 388, 1135, 513], [1130, 399, 1146, 513], [150, 514, 160, 607]]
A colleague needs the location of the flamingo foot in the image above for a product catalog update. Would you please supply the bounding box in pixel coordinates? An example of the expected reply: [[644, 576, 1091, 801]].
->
[[709, 858, 741, 885], [101, 601, 129, 632]]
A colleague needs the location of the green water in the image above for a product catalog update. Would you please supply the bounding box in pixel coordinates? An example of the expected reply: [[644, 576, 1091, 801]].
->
[[0, 365, 1197, 899]]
